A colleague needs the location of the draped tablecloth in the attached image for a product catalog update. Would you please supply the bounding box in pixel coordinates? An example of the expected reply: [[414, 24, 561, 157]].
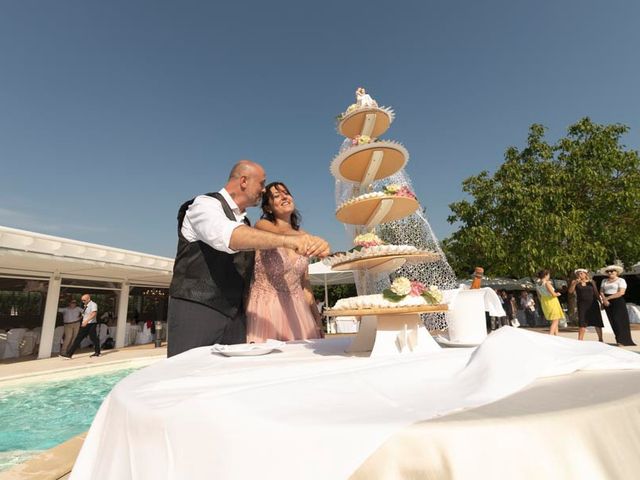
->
[[71, 327, 640, 480]]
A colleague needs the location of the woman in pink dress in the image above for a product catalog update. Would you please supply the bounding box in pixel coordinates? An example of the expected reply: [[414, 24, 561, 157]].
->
[[246, 182, 324, 342]]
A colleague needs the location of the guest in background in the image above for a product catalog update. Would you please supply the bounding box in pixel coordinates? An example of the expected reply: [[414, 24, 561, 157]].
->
[[568, 269, 604, 342], [600, 265, 636, 346], [535, 270, 564, 336], [520, 291, 536, 327], [61, 293, 101, 358], [58, 299, 83, 356], [498, 290, 514, 326]]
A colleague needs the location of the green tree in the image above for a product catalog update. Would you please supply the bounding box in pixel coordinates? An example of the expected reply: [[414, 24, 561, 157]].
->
[[443, 118, 640, 279]]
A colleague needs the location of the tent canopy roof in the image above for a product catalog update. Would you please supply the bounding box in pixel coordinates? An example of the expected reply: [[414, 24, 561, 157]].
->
[[0, 225, 173, 286], [308, 262, 355, 286]]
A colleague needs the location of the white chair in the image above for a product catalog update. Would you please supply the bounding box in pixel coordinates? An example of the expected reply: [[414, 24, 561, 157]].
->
[[135, 324, 153, 345], [2, 328, 27, 359], [97, 325, 109, 346], [19, 330, 37, 356], [31, 326, 42, 345], [107, 326, 117, 345], [0, 330, 7, 358], [125, 324, 139, 346], [51, 326, 65, 353]]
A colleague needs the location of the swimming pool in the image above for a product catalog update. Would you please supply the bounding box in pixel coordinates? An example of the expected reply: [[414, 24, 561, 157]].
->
[[0, 365, 141, 472]]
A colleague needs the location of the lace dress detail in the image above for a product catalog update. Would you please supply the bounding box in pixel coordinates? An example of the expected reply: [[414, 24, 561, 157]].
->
[[246, 248, 320, 342]]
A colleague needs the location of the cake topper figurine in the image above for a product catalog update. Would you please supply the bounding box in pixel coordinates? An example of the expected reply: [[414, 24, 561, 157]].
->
[[355, 87, 378, 108]]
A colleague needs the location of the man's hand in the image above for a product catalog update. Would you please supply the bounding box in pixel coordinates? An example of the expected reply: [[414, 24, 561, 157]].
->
[[285, 234, 330, 258]]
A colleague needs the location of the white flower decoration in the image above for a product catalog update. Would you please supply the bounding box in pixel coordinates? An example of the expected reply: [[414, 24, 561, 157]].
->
[[390, 277, 412, 296]]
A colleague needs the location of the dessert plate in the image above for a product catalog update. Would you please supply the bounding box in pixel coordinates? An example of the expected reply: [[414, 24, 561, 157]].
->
[[433, 335, 480, 348]]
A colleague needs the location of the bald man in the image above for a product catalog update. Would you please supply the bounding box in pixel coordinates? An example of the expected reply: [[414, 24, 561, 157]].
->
[[168, 160, 330, 356]]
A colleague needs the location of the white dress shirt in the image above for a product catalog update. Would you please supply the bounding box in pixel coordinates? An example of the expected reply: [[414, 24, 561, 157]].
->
[[83, 301, 98, 324], [180, 188, 247, 254]]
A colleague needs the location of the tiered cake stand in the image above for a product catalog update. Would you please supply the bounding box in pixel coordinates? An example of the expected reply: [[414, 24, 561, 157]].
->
[[326, 100, 447, 356]]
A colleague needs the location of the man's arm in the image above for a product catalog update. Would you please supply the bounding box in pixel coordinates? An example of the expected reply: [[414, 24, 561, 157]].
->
[[229, 225, 329, 258]]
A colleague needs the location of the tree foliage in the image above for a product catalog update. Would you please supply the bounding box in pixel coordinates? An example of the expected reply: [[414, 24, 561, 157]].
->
[[443, 118, 640, 279]]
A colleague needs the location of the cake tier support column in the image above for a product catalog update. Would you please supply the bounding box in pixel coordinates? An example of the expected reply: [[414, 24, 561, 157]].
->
[[359, 150, 384, 194], [346, 313, 442, 356], [364, 198, 393, 230], [360, 113, 378, 137]]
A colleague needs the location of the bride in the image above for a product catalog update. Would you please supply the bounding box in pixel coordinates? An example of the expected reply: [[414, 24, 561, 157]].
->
[[245, 182, 324, 342]]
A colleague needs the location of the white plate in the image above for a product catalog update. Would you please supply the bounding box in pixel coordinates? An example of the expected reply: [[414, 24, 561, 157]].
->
[[434, 335, 480, 348], [211, 341, 284, 357]]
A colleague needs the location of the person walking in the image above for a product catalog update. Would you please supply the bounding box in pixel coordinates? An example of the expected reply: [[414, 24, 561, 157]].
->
[[535, 270, 564, 336], [58, 299, 83, 355], [600, 265, 636, 346], [568, 269, 604, 342], [61, 294, 101, 358]]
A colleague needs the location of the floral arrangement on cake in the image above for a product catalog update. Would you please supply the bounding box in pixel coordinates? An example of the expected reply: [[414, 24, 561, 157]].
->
[[383, 184, 416, 199], [383, 277, 443, 305], [336, 186, 417, 212], [351, 134, 372, 146], [353, 232, 384, 248]]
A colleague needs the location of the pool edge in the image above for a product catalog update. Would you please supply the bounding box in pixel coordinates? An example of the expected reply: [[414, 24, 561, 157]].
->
[[0, 433, 84, 480]]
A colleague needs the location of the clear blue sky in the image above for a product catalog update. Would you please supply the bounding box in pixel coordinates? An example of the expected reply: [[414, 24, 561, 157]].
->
[[1, 0, 638, 257]]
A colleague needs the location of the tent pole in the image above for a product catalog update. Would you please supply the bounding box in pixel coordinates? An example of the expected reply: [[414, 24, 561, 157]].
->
[[324, 274, 329, 307]]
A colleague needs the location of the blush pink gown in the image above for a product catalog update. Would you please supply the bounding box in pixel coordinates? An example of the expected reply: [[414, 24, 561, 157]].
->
[[246, 248, 321, 342]]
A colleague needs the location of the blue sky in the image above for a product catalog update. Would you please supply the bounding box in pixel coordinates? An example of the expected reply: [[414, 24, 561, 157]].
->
[[1, 0, 638, 257]]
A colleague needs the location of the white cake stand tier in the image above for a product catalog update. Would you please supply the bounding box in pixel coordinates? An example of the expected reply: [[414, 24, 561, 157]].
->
[[325, 305, 448, 356], [338, 107, 395, 138], [336, 196, 419, 227], [330, 141, 409, 185]]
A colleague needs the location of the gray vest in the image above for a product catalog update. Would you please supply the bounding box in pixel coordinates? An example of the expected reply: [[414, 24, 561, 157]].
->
[[169, 193, 255, 318]]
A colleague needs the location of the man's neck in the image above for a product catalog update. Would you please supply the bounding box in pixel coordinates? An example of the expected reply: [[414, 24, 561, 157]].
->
[[223, 185, 247, 212]]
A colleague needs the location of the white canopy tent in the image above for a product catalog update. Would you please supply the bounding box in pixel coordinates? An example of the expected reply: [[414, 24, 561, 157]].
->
[[0, 225, 173, 358], [308, 262, 355, 306], [459, 277, 535, 291]]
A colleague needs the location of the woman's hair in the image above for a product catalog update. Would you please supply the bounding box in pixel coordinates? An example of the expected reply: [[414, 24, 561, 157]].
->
[[260, 181, 301, 231], [536, 269, 550, 280]]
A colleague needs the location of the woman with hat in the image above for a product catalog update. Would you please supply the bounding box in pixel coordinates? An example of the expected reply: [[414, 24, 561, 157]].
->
[[568, 269, 604, 342], [600, 265, 636, 346]]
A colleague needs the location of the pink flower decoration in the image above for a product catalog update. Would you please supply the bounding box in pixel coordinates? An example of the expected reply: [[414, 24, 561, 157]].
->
[[395, 186, 416, 199], [410, 281, 426, 296]]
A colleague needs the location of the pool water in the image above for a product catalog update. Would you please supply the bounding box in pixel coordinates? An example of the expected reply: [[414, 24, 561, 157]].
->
[[0, 367, 139, 471]]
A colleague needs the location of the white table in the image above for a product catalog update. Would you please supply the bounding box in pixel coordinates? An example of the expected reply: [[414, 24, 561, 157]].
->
[[71, 328, 640, 480]]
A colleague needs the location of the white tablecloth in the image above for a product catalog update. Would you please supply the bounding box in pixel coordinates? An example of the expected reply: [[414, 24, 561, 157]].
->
[[71, 328, 640, 480]]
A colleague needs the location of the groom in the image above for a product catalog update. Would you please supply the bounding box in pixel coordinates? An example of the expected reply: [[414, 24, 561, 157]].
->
[[168, 160, 330, 357]]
